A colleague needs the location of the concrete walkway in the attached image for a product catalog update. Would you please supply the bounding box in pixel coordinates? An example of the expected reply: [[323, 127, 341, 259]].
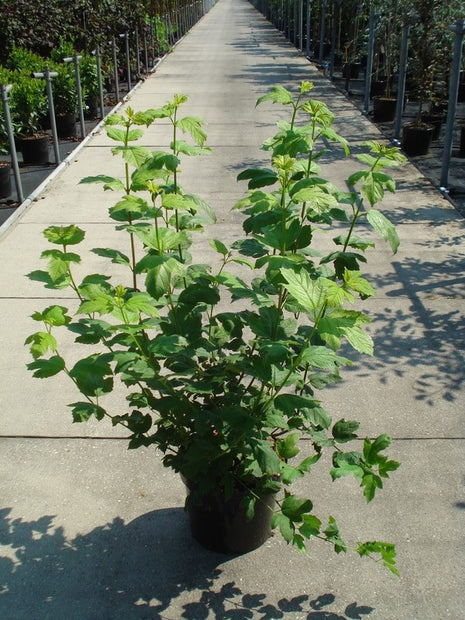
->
[[1, 1, 464, 617]]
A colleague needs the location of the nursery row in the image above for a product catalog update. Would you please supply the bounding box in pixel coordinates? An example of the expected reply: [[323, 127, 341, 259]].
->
[[0, 0, 219, 205], [252, 0, 465, 161]]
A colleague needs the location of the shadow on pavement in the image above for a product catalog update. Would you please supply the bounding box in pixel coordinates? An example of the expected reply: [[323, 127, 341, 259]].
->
[[0, 507, 374, 619]]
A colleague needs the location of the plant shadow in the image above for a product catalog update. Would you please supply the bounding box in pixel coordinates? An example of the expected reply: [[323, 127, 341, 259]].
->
[[0, 507, 374, 619]]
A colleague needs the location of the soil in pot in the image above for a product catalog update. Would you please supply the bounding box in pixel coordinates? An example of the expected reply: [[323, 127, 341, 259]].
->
[[21, 134, 49, 165], [372, 97, 397, 122], [402, 123, 434, 157], [185, 482, 275, 554], [56, 113, 77, 139], [0, 162, 12, 199]]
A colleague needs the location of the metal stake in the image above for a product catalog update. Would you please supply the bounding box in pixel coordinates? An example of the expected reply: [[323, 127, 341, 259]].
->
[[64, 55, 85, 139], [0, 84, 24, 203], [440, 19, 465, 191], [94, 46, 105, 119], [363, 6, 376, 114], [112, 38, 120, 102], [34, 68, 60, 163], [393, 14, 413, 143]]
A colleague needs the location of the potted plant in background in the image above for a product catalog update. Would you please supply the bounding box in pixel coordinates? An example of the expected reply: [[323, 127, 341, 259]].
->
[[0, 143, 12, 200], [26, 82, 403, 573], [371, 0, 401, 123], [401, 0, 455, 155], [9, 70, 49, 165], [80, 54, 101, 119], [51, 63, 78, 139]]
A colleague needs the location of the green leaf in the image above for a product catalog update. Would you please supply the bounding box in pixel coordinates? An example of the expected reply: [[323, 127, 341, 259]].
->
[[109, 195, 150, 222], [237, 168, 278, 189], [106, 126, 143, 142], [173, 140, 211, 156], [143, 256, 186, 299], [162, 193, 198, 211], [27, 356, 65, 378], [332, 419, 359, 442], [324, 516, 347, 553], [343, 269, 376, 298], [43, 225, 85, 246], [69, 355, 113, 396], [69, 402, 106, 422], [111, 145, 151, 167], [210, 239, 229, 256], [280, 269, 327, 317], [91, 247, 130, 266], [251, 438, 282, 474], [40, 250, 80, 283], [256, 85, 293, 106], [124, 293, 159, 317], [282, 493, 312, 522], [300, 346, 350, 370], [272, 513, 294, 543], [299, 514, 322, 538], [276, 433, 300, 460], [25, 332, 57, 359], [366, 209, 399, 254], [333, 234, 375, 251], [176, 115, 207, 146], [357, 541, 399, 576], [31, 305, 71, 327], [331, 451, 364, 480]]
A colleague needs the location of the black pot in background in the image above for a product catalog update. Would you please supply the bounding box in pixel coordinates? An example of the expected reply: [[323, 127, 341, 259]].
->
[[459, 126, 465, 158], [420, 114, 443, 141], [85, 95, 99, 119], [21, 134, 49, 165], [0, 162, 12, 199], [372, 96, 397, 122], [342, 62, 361, 79], [185, 481, 275, 554], [56, 113, 77, 139], [402, 124, 434, 157]]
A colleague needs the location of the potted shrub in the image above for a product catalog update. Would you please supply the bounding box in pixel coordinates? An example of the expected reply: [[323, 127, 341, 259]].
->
[[401, 0, 457, 155], [0, 141, 12, 199], [80, 54, 101, 119], [371, 0, 401, 123], [26, 83, 404, 573], [51, 63, 78, 138], [9, 70, 49, 165]]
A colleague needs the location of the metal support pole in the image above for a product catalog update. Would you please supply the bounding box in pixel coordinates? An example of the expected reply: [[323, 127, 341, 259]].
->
[[64, 55, 85, 139], [112, 38, 120, 102], [94, 46, 105, 119], [330, 0, 341, 78], [306, 0, 312, 58], [143, 31, 149, 72], [319, 0, 327, 62], [393, 16, 412, 142], [135, 29, 141, 77], [0, 84, 24, 203], [363, 6, 376, 114], [440, 19, 465, 191], [299, 0, 304, 51], [33, 68, 60, 164], [120, 33, 131, 91]]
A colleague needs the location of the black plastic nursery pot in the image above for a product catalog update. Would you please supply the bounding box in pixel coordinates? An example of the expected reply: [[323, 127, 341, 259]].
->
[[21, 134, 49, 165], [185, 482, 275, 554], [402, 124, 434, 157], [421, 114, 443, 141], [342, 62, 361, 79], [0, 162, 12, 199], [56, 113, 77, 139], [372, 97, 397, 123]]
